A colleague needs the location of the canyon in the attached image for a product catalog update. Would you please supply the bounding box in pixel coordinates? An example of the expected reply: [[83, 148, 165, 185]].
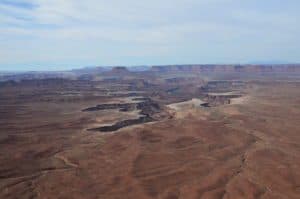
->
[[0, 65, 300, 199]]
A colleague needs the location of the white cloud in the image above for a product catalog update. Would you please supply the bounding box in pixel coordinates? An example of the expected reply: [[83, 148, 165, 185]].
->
[[0, 0, 299, 69]]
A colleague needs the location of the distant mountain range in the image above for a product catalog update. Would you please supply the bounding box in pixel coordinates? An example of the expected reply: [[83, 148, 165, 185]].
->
[[1, 64, 299, 82], [150, 64, 300, 73]]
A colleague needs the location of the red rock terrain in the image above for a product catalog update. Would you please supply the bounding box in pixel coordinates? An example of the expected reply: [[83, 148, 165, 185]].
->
[[0, 68, 299, 199]]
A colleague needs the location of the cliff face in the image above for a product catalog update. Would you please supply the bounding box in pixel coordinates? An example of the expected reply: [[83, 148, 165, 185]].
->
[[150, 65, 300, 73]]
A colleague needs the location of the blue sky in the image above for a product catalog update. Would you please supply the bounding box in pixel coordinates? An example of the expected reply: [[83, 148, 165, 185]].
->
[[0, 0, 299, 71]]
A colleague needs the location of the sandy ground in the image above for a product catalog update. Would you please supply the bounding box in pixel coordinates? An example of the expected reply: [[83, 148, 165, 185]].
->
[[167, 98, 206, 111]]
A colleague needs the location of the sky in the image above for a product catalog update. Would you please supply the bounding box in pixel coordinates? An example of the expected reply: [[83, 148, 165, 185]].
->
[[0, 0, 299, 71]]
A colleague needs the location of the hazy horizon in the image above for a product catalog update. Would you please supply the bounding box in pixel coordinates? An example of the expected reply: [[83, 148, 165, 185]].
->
[[1, 0, 300, 71], [2, 62, 300, 73]]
